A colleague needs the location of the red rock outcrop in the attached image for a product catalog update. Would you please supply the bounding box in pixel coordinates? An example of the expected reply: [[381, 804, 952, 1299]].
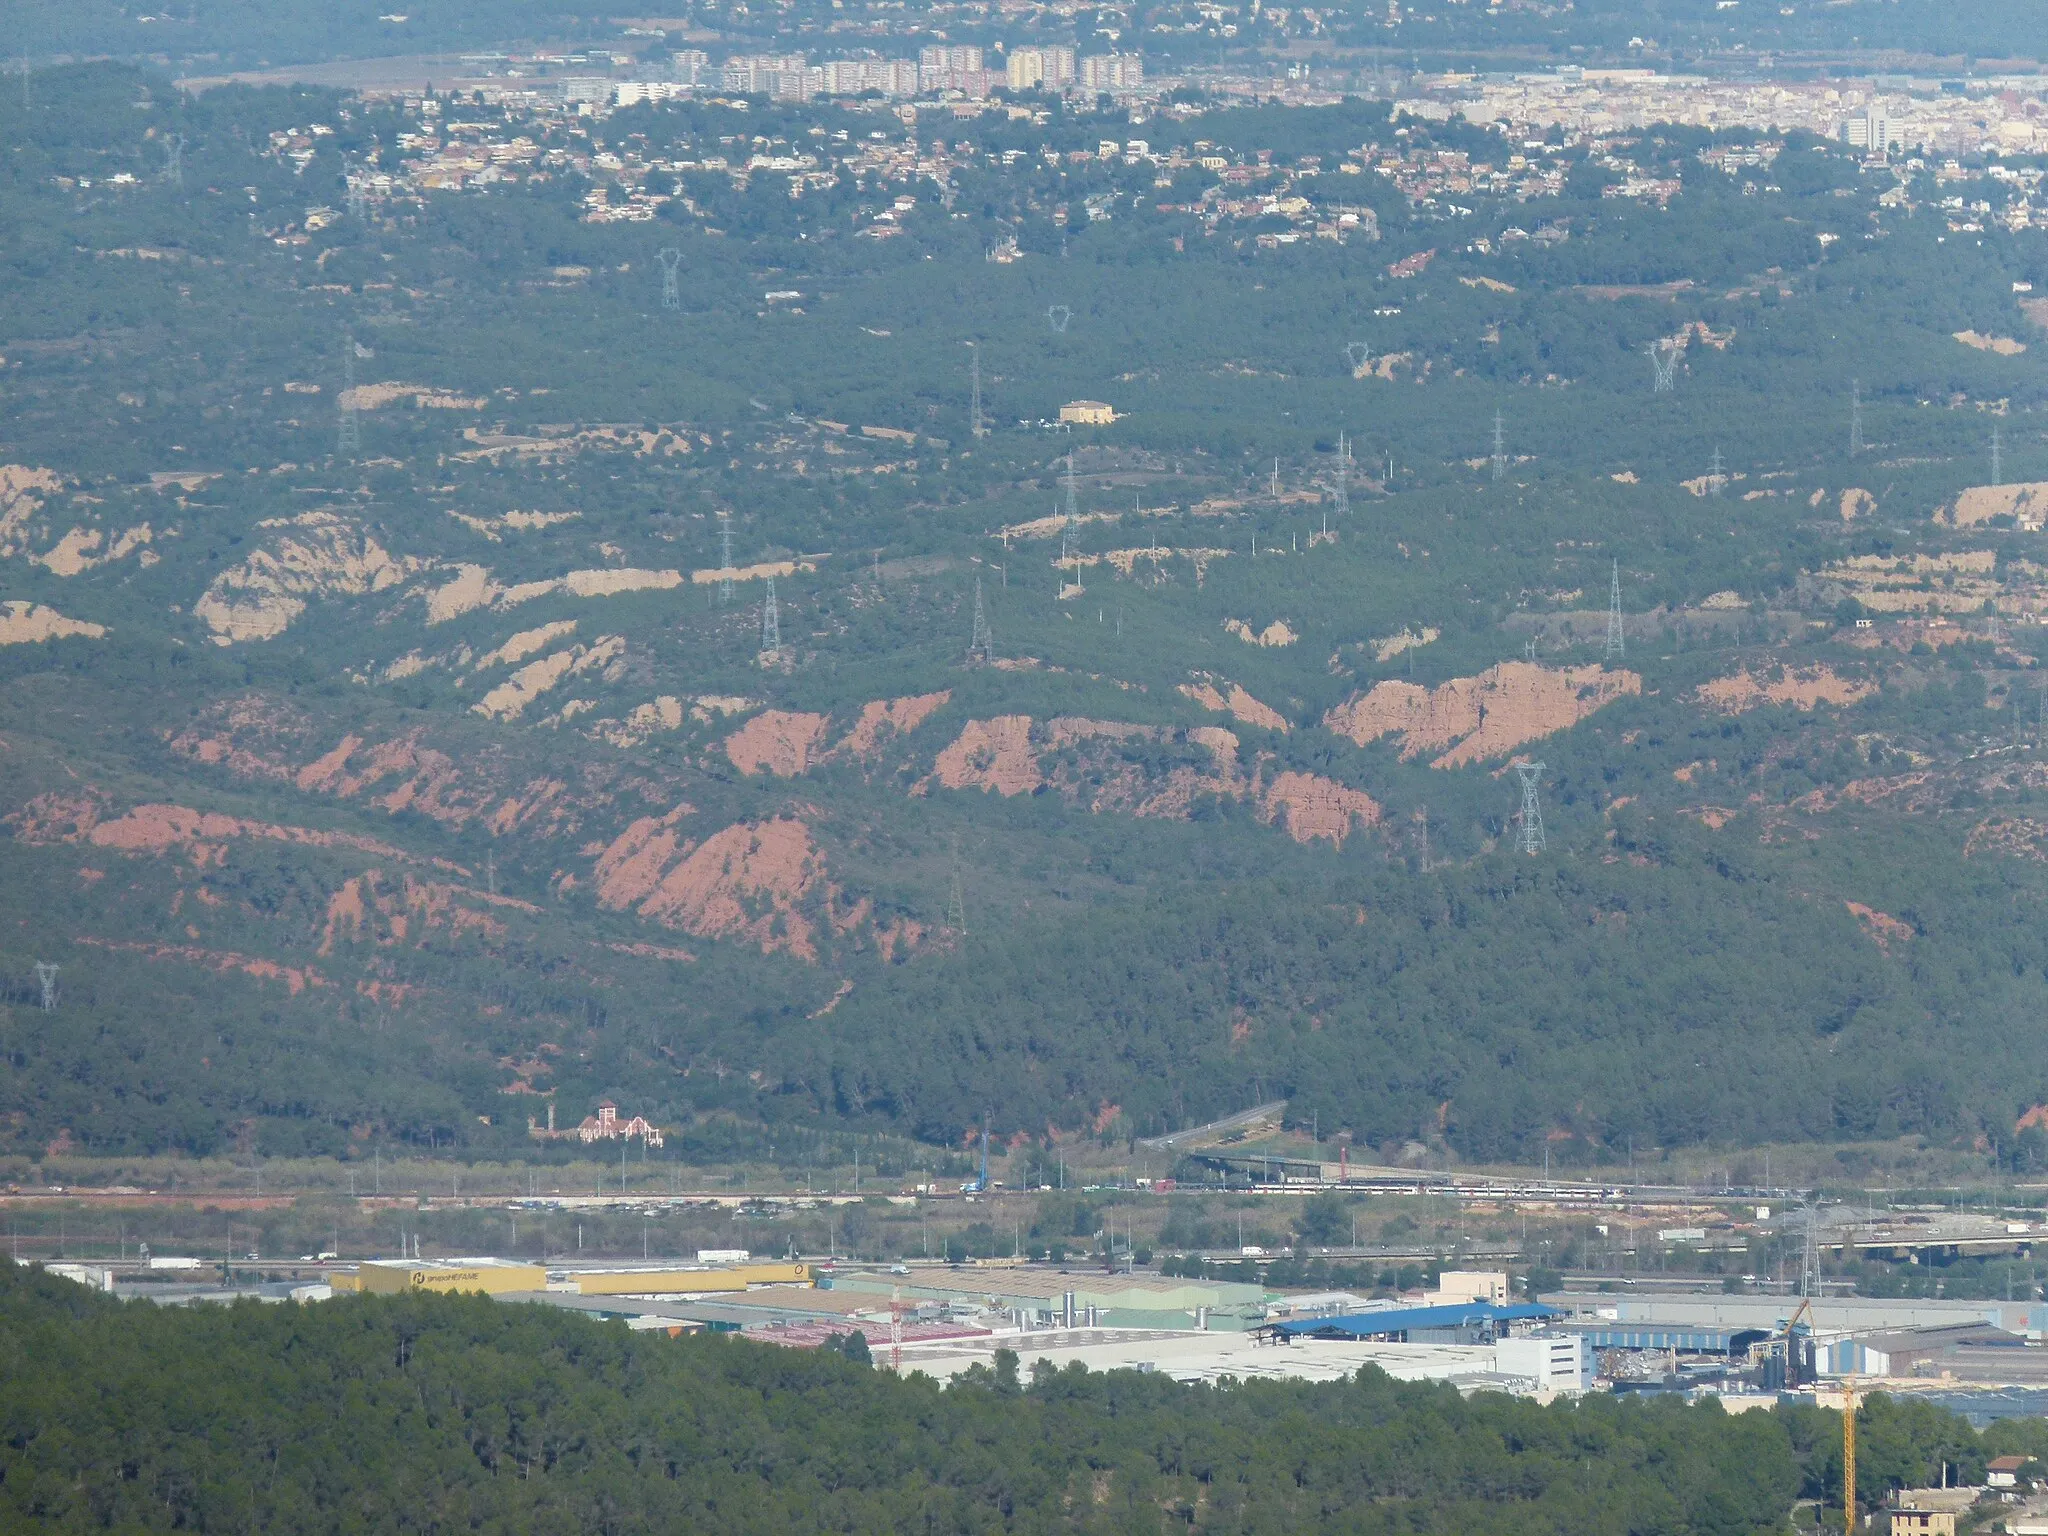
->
[[1323, 661, 1640, 769], [932, 715, 1042, 795], [1696, 665, 1871, 714], [7, 792, 411, 865], [724, 710, 832, 777], [635, 817, 828, 961], [1260, 772, 1383, 846], [835, 692, 952, 759]]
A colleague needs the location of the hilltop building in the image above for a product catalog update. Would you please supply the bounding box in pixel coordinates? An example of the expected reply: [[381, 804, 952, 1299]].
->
[[529, 1099, 665, 1148], [1060, 400, 1117, 425]]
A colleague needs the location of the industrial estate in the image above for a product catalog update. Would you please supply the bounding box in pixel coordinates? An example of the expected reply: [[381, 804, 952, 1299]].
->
[[13, 0, 2048, 1527]]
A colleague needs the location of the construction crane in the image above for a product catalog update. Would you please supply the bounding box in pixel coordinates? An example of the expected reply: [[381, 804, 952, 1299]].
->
[[1843, 1380, 1858, 1536], [1784, 1296, 1813, 1364], [1760, 1299, 1855, 1532], [889, 1286, 904, 1374], [1753, 1298, 1814, 1388]]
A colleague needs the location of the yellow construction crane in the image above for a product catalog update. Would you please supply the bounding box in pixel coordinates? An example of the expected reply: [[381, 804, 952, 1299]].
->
[[1843, 1380, 1858, 1536], [1773, 1299, 1855, 1531]]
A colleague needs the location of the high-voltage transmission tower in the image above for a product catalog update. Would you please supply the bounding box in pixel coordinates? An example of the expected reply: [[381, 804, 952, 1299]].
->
[[1490, 410, 1507, 481], [760, 576, 781, 656], [34, 962, 58, 1013], [337, 332, 362, 458], [1849, 377, 1864, 457], [1270, 457, 1282, 498], [1993, 423, 2004, 488], [945, 840, 969, 935], [1514, 762, 1546, 855], [1046, 304, 1072, 334], [968, 340, 987, 438], [1328, 432, 1351, 533], [1061, 452, 1081, 593], [717, 510, 735, 601], [344, 159, 368, 221], [656, 246, 682, 309], [1344, 341, 1371, 379], [162, 133, 186, 188], [1649, 341, 1678, 393], [968, 576, 993, 664], [1708, 446, 1725, 498], [1605, 559, 1625, 660]]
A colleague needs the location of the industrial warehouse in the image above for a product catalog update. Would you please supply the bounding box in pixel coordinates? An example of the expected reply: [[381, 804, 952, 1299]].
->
[[61, 1244, 2048, 1418]]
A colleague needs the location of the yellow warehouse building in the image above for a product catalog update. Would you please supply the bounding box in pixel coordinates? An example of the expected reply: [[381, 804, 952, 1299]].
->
[[568, 1262, 808, 1296], [352, 1260, 547, 1296]]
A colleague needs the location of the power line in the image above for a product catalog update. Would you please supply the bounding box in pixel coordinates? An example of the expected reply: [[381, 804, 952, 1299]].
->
[[1328, 431, 1350, 534], [1058, 455, 1080, 602], [1649, 341, 1677, 393], [968, 340, 986, 439], [656, 246, 682, 310], [34, 963, 57, 1013], [968, 575, 993, 664], [759, 575, 781, 657], [1605, 559, 1625, 660], [337, 332, 362, 459], [1515, 762, 1546, 855], [161, 132, 185, 189], [1708, 445, 1725, 498], [945, 836, 968, 935]]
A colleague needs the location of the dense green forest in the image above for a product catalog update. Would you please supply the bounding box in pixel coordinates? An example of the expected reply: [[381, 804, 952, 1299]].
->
[[3, 59, 2048, 1169], [5, 1259, 2046, 1533]]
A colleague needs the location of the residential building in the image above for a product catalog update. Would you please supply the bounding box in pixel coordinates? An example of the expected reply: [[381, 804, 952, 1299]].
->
[[1079, 53, 1145, 95], [1840, 111, 1898, 154], [1006, 46, 1077, 92], [722, 54, 812, 99], [1884, 1487, 1974, 1536], [920, 45, 990, 96], [820, 56, 919, 98]]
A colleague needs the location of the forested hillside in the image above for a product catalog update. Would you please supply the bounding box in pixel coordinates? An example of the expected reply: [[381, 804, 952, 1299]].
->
[[5, 61, 2048, 1170]]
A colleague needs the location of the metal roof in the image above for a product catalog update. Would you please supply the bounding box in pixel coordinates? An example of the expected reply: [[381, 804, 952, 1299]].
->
[[1267, 1301, 1557, 1340]]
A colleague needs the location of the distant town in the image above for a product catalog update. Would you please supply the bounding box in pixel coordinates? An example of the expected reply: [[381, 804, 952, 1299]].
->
[[191, 45, 2048, 253]]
